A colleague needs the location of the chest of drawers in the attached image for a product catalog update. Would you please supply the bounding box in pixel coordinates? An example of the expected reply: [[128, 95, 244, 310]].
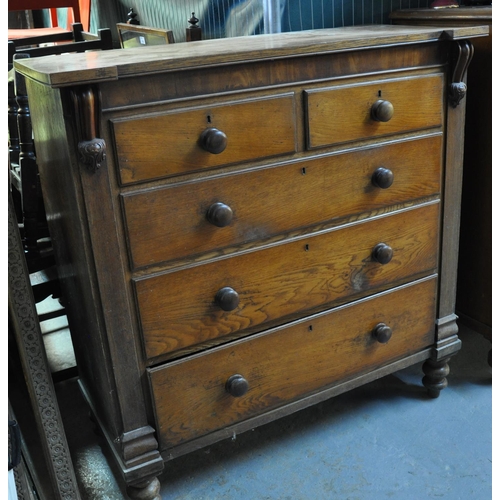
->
[[15, 25, 487, 499]]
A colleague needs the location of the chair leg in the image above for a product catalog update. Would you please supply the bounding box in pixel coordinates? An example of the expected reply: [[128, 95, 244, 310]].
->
[[15, 60, 38, 255], [14, 53, 53, 268], [8, 75, 20, 167]]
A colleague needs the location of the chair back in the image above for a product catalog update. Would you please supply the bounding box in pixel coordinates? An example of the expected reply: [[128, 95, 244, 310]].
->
[[8, 23, 112, 276], [8, 0, 90, 31]]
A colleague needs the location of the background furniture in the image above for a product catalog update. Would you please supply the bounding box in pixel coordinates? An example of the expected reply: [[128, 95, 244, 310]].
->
[[116, 23, 174, 48], [390, 6, 492, 350], [50, 0, 449, 46], [14, 24, 487, 499], [8, 0, 91, 39], [9, 23, 112, 64], [8, 23, 114, 378]]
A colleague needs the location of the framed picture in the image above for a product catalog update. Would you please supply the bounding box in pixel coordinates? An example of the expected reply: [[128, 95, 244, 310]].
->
[[116, 23, 174, 48]]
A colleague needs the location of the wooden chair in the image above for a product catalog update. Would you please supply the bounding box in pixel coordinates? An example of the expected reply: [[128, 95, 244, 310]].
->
[[9, 22, 113, 66], [8, 23, 113, 299], [8, 3, 100, 230], [8, 0, 91, 39], [8, 4, 105, 231]]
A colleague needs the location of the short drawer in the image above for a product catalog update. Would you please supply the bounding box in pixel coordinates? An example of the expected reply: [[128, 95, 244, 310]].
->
[[148, 276, 437, 450], [122, 135, 442, 269], [135, 202, 439, 360], [305, 74, 443, 149], [111, 94, 297, 185]]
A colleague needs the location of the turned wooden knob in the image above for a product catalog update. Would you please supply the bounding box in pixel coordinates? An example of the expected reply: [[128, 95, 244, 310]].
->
[[206, 202, 233, 227], [372, 243, 393, 264], [199, 127, 227, 154], [371, 100, 394, 122], [371, 167, 394, 189], [225, 374, 249, 397], [215, 287, 240, 311], [372, 323, 392, 344]]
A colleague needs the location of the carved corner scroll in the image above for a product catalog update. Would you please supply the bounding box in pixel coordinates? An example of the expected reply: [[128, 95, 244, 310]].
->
[[71, 86, 106, 173], [449, 40, 474, 108]]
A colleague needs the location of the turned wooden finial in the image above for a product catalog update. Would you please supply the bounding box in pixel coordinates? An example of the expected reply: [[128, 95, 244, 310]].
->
[[186, 12, 202, 42], [127, 8, 140, 25]]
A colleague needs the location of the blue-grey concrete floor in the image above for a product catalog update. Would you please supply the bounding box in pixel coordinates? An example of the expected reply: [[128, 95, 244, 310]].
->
[[52, 320, 491, 500]]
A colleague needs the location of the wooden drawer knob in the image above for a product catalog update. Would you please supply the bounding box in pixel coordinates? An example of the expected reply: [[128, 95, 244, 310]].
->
[[372, 243, 393, 264], [372, 323, 393, 344], [371, 100, 394, 122], [371, 167, 394, 189], [225, 374, 249, 397], [215, 287, 240, 311], [199, 127, 227, 154], [206, 202, 233, 227]]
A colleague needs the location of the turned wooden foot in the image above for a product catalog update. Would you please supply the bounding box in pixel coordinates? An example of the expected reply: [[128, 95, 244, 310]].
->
[[422, 358, 450, 398], [127, 477, 161, 500]]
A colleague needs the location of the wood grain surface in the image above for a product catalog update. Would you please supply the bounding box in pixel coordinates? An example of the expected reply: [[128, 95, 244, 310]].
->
[[306, 74, 443, 148], [123, 135, 442, 269], [149, 276, 437, 449], [13, 25, 488, 87], [135, 202, 439, 360], [112, 94, 297, 184]]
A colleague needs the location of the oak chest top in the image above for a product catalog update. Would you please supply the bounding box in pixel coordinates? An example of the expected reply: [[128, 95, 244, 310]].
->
[[15, 25, 488, 87]]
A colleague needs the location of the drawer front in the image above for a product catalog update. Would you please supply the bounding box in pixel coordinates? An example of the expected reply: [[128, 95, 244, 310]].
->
[[112, 94, 297, 185], [305, 74, 443, 149], [123, 135, 442, 269], [135, 202, 439, 360], [149, 277, 437, 450]]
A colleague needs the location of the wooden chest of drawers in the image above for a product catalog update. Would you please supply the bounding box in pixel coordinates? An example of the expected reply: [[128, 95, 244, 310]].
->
[[15, 25, 487, 499]]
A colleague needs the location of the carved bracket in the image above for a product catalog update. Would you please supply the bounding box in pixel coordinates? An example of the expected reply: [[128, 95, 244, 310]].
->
[[121, 426, 162, 470], [449, 40, 474, 108], [120, 426, 164, 499], [71, 86, 106, 173]]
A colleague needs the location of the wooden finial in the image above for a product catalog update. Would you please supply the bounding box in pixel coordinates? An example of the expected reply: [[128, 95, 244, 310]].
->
[[127, 8, 140, 25], [186, 12, 202, 42]]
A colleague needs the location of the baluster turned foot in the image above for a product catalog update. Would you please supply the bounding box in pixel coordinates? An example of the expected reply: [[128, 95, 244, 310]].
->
[[127, 477, 161, 500], [422, 358, 450, 398]]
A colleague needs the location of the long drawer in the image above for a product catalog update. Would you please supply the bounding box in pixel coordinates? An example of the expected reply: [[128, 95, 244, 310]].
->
[[111, 93, 297, 185], [148, 276, 437, 450], [135, 202, 439, 360], [122, 135, 442, 269], [305, 74, 443, 149]]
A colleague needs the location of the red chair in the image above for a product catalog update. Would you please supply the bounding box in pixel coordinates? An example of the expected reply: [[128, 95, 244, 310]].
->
[[8, 0, 91, 40]]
